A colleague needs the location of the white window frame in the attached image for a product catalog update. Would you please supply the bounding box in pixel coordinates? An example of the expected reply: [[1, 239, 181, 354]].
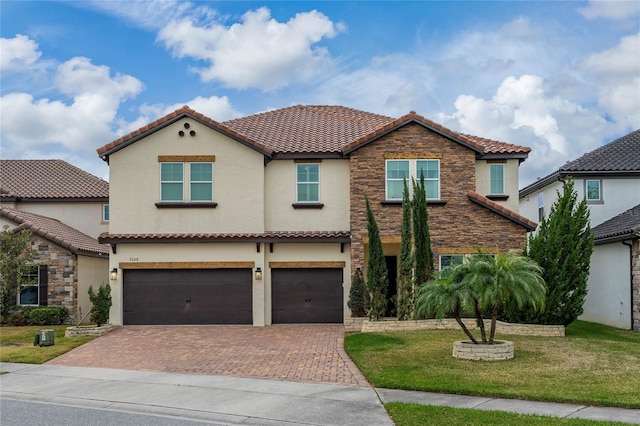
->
[[489, 164, 505, 195], [538, 192, 544, 222], [385, 159, 440, 201], [585, 179, 602, 203], [159, 162, 214, 202], [102, 204, 109, 222], [189, 162, 214, 202], [296, 163, 320, 203], [18, 265, 39, 306]]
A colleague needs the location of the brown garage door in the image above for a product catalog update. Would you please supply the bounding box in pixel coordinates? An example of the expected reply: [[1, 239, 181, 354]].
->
[[272, 268, 343, 324], [123, 269, 252, 325]]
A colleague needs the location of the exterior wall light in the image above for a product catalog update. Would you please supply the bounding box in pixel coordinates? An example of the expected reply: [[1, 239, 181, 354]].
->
[[110, 268, 118, 280], [255, 267, 263, 280]]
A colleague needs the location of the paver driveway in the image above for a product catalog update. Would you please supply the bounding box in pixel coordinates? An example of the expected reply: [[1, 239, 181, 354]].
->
[[47, 325, 369, 387]]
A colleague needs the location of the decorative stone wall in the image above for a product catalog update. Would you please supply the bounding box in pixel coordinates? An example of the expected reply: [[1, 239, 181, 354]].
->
[[349, 122, 529, 272], [633, 239, 640, 332], [29, 237, 78, 323], [453, 340, 514, 361], [344, 317, 365, 332], [65, 324, 116, 337], [352, 318, 565, 337]]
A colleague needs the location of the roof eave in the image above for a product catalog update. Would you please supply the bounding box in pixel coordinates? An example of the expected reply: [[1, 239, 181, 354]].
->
[[594, 232, 639, 245]]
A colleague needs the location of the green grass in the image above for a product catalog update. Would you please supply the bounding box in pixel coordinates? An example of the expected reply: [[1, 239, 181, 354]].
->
[[0, 325, 96, 364], [386, 403, 632, 426], [345, 321, 640, 408]]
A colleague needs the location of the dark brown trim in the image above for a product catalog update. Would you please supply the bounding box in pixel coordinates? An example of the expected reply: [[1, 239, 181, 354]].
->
[[38, 264, 48, 307], [486, 159, 507, 164], [292, 203, 324, 209], [158, 155, 215, 162], [7, 197, 109, 203], [269, 261, 346, 268], [486, 194, 509, 201], [294, 159, 323, 163], [155, 202, 218, 208]]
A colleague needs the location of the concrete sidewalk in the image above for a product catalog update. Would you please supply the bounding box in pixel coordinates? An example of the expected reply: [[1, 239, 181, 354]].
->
[[1, 363, 639, 425]]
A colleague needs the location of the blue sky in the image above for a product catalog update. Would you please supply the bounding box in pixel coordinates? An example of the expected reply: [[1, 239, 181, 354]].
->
[[1, 1, 639, 187]]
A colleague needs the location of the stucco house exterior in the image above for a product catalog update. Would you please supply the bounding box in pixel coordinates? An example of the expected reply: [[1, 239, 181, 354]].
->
[[97, 105, 536, 326], [519, 130, 640, 331], [0, 160, 110, 322]]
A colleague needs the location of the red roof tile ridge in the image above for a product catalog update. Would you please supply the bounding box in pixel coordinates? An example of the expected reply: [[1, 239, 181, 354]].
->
[[466, 191, 537, 229]]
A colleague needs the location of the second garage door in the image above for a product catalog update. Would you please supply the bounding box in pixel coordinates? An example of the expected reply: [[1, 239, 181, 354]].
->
[[271, 268, 343, 323], [123, 269, 252, 325]]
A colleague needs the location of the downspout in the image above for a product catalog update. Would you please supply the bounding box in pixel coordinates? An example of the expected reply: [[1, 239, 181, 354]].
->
[[622, 239, 634, 331]]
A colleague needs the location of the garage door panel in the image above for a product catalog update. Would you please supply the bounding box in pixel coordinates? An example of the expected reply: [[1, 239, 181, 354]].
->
[[272, 268, 343, 324], [123, 269, 252, 325]]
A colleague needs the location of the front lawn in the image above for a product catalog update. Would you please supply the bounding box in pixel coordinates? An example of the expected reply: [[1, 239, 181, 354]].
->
[[0, 325, 96, 364], [385, 403, 631, 426], [345, 321, 640, 408]]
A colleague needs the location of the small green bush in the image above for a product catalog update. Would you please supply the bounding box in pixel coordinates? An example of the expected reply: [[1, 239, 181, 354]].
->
[[28, 306, 69, 325], [88, 284, 112, 326]]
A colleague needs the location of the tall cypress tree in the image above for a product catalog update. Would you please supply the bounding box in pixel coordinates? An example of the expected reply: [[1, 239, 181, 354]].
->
[[412, 172, 434, 286], [396, 179, 414, 320], [365, 197, 388, 320], [504, 177, 594, 325]]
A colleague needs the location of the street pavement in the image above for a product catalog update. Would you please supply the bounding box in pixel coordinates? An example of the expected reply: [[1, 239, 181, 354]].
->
[[1, 362, 639, 425]]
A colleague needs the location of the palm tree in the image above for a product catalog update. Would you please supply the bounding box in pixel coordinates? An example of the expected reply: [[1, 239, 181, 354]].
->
[[416, 250, 546, 344]]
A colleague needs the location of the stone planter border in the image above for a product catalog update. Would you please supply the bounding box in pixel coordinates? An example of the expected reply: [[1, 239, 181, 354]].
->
[[65, 324, 116, 338], [345, 318, 564, 337], [453, 340, 514, 361]]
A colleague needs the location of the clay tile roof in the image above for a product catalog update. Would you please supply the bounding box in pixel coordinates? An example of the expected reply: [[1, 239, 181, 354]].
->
[[591, 204, 640, 243], [223, 105, 393, 154], [0, 159, 109, 200], [466, 191, 537, 231], [0, 206, 109, 257], [341, 110, 531, 155], [96, 105, 273, 158], [561, 129, 640, 172], [99, 230, 351, 244]]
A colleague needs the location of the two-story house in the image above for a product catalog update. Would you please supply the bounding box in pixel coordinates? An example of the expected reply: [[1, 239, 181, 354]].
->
[[0, 160, 110, 322], [97, 105, 535, 326], [519, 130, 640, 331]]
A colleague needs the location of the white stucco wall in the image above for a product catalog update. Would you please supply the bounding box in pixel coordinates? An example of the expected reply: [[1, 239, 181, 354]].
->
[[265, 159, 351, 231], [519, 179, 563, 224], [4, 202, 107, 239], [77, 256, 109, 324], [475, 159, 521, 212], [580, 242, 632, 329], [108, 117, 265, 235], [573, 178, 640, 227]]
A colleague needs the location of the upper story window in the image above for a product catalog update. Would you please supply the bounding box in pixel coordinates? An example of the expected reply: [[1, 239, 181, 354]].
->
[[386, 159, 440, 201], [102, 204, 109, 222], [538, 192, 544, 222], [296, 163, 320, 202], [489, 164, 505, 194], [19, 265, 39, 305], [439, 255, 464, 270], [160, 161, 213, 202], [585, 179, 602, 203]]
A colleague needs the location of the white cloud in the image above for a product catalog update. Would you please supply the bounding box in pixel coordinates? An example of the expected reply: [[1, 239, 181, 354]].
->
[[581, 33, 640, 129], [0, 57, 143, 157], [0, 34, 42, 71], [157, 7, 343, 90], [578, 0, 640, 20], [435, 75, 610, 187]]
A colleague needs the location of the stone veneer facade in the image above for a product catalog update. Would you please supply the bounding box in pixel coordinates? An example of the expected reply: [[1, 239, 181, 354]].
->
[[633, 239, 640, 332], [349, 122, 529, 271], [29, 236, 78, 323]]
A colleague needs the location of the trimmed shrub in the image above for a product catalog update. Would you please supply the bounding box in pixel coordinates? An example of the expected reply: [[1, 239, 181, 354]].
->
[[28, 306, 69, 325], [88, 284, 112, 326]]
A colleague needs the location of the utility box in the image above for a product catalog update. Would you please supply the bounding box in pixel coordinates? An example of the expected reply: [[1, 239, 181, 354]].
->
[[39, 329, 55, 346]]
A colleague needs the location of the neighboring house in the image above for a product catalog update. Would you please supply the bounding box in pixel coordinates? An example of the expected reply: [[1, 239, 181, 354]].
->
[[519, 130, 640, 331], [0, 207, 109, 323], [0, 160, 110, 239], [96, 105, 535, 326], [0, 160, 110, 322]]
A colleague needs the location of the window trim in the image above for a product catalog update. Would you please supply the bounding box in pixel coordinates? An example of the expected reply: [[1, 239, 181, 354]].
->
[[538, 192, 544, 222], [585, 179, 603, 203], [18, 265, 39, 306], [385, 159, 440, 201], [102, 204, 109, 222], [439, 254, 464, 270], [159, 161, 215, 204], [296, 163, 320, 203], [489, 164, 505, 195]]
